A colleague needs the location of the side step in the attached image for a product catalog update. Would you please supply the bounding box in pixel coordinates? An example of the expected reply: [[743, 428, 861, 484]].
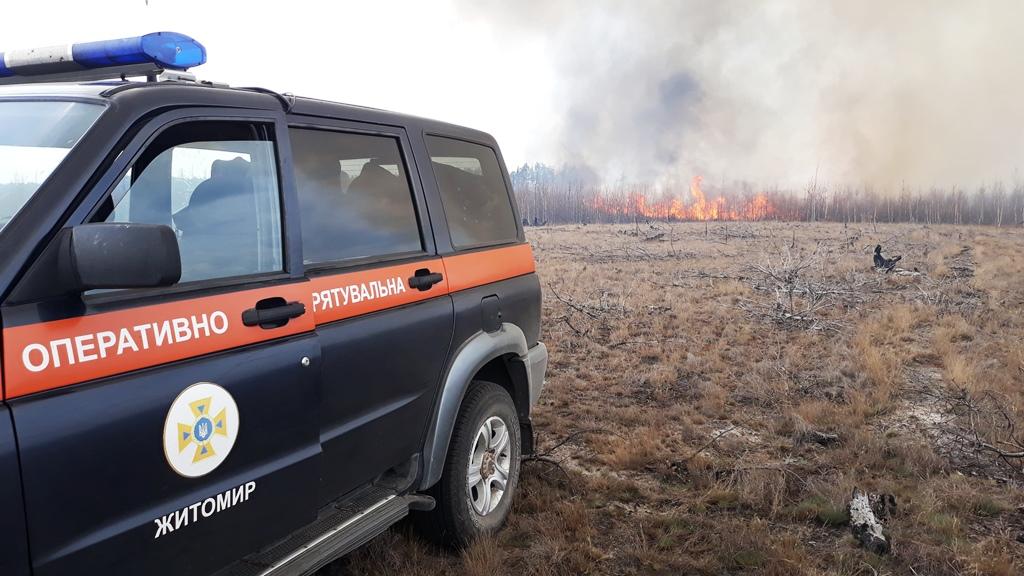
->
[[217, 488, 428, 576]]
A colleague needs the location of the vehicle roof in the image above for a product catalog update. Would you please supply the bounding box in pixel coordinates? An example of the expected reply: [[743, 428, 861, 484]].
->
[[0, 80, 497, 145], [0, 82, 115, 99]]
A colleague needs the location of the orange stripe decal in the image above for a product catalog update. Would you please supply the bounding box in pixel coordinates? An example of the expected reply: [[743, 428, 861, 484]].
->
[[2, 244, 536, 398], [442, 244, 535, 293], [308, 259, 448, 325], [3, 283, 316, 399]]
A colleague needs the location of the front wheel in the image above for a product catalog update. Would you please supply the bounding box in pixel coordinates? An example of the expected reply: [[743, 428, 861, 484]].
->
[[418, 381, 521, 548]]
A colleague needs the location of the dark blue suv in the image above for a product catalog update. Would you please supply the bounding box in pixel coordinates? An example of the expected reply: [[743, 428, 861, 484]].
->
[[0, 32, 546, 576]]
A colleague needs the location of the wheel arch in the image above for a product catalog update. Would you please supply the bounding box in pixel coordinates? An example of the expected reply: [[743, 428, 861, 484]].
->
[[420, 322, 532, 490]]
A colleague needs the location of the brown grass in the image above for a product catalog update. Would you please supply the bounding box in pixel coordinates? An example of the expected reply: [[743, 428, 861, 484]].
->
[[326, 221, 1024, 576]]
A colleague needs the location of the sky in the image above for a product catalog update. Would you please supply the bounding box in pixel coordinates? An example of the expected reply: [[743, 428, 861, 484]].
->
[[0, 0, 561, 170], [2, 1, 1023, 191]]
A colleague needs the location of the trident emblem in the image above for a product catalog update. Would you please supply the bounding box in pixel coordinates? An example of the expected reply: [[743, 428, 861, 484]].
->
[[177, 396, 228, 463]]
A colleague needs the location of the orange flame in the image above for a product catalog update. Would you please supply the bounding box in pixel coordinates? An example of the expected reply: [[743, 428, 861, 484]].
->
[[589, 176, 776, 221]]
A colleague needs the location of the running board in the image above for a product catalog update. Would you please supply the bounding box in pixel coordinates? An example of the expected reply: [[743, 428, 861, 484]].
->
[[217, 488, 421, 576]]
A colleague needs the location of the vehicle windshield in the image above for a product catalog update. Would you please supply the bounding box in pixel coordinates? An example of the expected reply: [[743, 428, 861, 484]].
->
[[0, 101, 104, 234]]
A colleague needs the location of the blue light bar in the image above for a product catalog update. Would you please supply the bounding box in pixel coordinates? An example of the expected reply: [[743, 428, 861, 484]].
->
[[73, 32, 206, 69], [0, 31, 206, 82]]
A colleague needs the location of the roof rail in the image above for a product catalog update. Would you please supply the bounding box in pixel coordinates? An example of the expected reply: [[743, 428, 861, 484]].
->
[[0, 64, 168, 86], [235, 86, 296, 112]]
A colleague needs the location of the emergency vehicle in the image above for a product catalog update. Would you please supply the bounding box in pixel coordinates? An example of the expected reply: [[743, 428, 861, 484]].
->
[[0, 32, 546, 576]]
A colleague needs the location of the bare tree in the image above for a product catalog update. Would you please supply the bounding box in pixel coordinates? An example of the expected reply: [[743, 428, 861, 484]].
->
[[511, 163, 1024, 226]]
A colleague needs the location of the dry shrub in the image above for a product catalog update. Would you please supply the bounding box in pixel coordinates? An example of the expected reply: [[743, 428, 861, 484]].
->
[[732, 467, 789, 517], [583, 473, 646, 505], [461, 536, 503, 576], [879, 435, 947, 478], [696, 381, 728, 418], [330, 525, 442, 576], [599, 426, 666, 470], [935, 474, 1013, 519], [855, 336, 899, 394], [850, 303, 935, 418], [713, 518, 815, 575], [942, 352, 978, 388], [793, 397, 866, 432], [683, 453, 717, 489], [927, 241, 964, 279], [791, 494, 849, 526], [933, 314, 974, 354], [974, 232, 1024, 304], [969, 537, 1019, 576]]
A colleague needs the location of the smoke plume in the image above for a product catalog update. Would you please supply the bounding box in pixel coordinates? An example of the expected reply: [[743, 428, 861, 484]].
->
[[460, 1, 1024, 190]]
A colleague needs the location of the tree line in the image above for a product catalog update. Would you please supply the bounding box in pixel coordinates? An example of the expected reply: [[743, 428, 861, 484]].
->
[[509, 163, 1024, 226]]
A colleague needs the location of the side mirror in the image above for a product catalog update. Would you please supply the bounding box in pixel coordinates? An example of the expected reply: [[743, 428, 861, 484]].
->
[[60, 223, 182, 290], [11, 223, 181, 303]]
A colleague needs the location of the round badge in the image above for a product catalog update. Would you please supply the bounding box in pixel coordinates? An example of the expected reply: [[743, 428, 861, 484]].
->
[[162, 382, 240, 478]]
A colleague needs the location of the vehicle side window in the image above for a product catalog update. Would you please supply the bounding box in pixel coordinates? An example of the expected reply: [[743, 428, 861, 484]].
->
[[289, 127, 422, 265], [424, 135, 518, 249], [95, 122, 283, 283]]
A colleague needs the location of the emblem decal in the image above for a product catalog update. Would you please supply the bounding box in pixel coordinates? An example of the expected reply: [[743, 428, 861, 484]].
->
[[163, 382, 239, 477]]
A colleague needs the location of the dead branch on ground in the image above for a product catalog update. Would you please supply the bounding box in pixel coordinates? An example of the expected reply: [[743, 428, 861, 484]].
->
[[849, 489, 895, 554], [522, 428, 624, 493], [932, 385, 1024, 478], [547, 282, 631, 343], [679, 426, 737, 463]]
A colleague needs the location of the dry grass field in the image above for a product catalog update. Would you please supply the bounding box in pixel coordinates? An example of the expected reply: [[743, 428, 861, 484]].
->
[[329, 222, 1024, 576]]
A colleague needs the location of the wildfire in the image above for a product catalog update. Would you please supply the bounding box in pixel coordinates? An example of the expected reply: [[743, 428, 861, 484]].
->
[[589, 176, 776, 221]]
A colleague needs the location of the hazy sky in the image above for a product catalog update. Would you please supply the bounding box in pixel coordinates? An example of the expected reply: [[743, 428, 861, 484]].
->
[[1, 0, 561, 168], [3, 1, 1022, 190]]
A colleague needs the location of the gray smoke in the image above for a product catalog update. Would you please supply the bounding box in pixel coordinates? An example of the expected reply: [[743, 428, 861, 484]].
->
[[460, 0, 1024, 190]]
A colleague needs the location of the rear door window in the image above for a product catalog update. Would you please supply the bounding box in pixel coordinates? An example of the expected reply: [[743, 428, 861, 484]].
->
[[425, 135, 518, 249], [289, 128, 423, 265]]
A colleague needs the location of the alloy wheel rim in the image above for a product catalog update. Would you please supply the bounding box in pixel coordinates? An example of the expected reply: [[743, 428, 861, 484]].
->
[[467, 415, 511, 516]]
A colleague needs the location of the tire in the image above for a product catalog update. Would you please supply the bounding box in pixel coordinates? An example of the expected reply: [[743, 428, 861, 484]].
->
[[417, 381, 521, 548]]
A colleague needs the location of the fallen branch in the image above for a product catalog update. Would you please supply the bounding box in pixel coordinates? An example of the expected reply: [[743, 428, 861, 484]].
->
[[937, 385, 1024, 477], [525, 427, 623, 461], [548, 283, 602, 320], [797, 429, 840, 447], [607, 337, 684, 349], [849, 489, 894, 554], [680, 426, 737, 463], [728, 464, 810, 489], [557, 315, 590, 337], [522, 428, 623, 495], [886, 267, 923, 277]]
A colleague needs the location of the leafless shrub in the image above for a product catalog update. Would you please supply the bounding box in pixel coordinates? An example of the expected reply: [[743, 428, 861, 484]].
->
[[738, 244, 851, 331], [546, 282, 630, 339]]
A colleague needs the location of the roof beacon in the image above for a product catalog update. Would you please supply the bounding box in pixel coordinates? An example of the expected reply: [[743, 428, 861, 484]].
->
[[0, 31, 206, 86]]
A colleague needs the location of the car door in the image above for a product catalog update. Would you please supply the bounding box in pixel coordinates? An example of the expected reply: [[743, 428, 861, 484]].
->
[[2, 110, 321, 576], [287, 120, 454, 505], [0, 406, 30, 576]]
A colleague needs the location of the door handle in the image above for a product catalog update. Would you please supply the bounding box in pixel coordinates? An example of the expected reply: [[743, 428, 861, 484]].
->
[[408, 268, 444, 291], [242, 298, 306, 329]]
